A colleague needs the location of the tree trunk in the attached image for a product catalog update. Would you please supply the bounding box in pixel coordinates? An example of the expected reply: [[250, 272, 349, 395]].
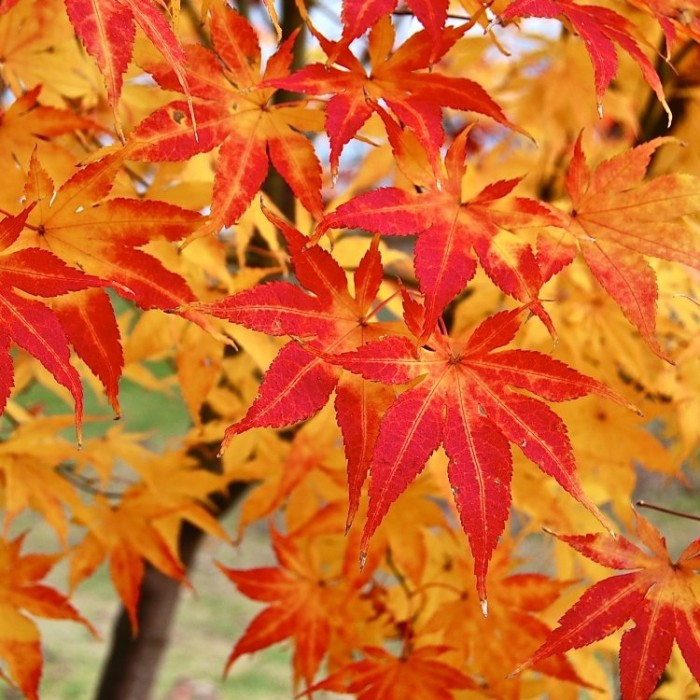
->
[[94, 484, 247, 700]]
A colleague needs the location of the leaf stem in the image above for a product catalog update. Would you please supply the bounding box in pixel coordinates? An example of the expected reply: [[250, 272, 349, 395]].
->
[[636, 500, 700, 522], [0, 206, 39, 231]]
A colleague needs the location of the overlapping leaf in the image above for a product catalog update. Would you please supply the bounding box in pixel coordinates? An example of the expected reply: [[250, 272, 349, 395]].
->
[[513, 514, 700, 700], [219, 525, 372, 687], [125, 4, 323, 230], [307, 645, 476, 700], [0, 0, 99, 106], [191, 211, 396, 526], [6, 153, 203, 413], [337, 0, 449, 48], [318, 124, 559, 338], [419, 537, 590, 697], [0, 535, 95, 700], [0, 85, 97, 200], [539, 135, 700, 357], [331, 303, 632, 605], [0, 206, 106, 434], [271, 17, 514, 176], [499, 0, 671, 120], [0, 416, 83, 541], [628, 0, 700, 47], [64, 0, 191, 127], [70, 493, 187, 631]]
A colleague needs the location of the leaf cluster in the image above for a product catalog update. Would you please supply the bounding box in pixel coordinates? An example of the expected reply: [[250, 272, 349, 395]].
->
[[0, 0, 698, 698]]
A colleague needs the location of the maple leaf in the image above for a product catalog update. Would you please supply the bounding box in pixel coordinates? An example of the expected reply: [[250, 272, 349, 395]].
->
[[512, 513, 700, 700], [0, 206, 107, 436], [270, 16, 515, 176], [317, 123, 559, 338], [219, 525, 370, 687], [0, 416, 83, 542], [124, 4, 323, 230], [0, 85, 97, 189], [7, 152, 207, 412], [191, 210, 396, 526], [0, 0, 99, 106], [306, 645, 476, 700], [331, 304, 633, 606], [70, 493, 187, 632], [0, 534, 95, 700], [539, 135, 700, 357], [126, 448, 231, 548], [16, 151, 202, 311], [418, 535, 591, 697], [498, 0, 671, 121], [63, 0, 192, 130], [223, 406, 345, 537]]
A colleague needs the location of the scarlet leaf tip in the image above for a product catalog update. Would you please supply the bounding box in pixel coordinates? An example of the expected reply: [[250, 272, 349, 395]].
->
[[359, 550, 367, 570], [480, 599, 488, 617]]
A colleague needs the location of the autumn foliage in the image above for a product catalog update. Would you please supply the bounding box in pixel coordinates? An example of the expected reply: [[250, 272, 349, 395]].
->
[[0, 0, 700, 698]]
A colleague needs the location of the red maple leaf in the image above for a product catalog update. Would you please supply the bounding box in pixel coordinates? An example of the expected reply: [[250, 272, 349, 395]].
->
[[64, 0, 192, 130], [8, 152, 207, 413], [331, 302, 634, 605], [191, 210, 395, 527], [0, 206, 106, 437], [317, 123, 559, 338], [124, 4, 323, 230], [512, 513, 700, 700], [627, 0, 700, 49], [270, 17, 515, 176], [498, 0, 671, 120]]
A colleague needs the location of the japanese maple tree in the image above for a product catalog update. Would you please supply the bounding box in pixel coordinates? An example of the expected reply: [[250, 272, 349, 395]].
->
[[0, 0, 698, 699]]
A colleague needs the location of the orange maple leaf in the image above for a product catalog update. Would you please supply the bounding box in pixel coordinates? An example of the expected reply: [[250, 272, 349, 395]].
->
[[0, 534, 95, 700], [513, 513, 700, 699], [70, 494, 187, 632], [306, 645, 476, 700], [539, 135, 700, 357], [219, 524, 373, 687], [7, 152, 205, 410]]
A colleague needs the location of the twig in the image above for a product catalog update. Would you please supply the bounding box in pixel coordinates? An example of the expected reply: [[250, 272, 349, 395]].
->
[[636, 500, 700, 522]]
